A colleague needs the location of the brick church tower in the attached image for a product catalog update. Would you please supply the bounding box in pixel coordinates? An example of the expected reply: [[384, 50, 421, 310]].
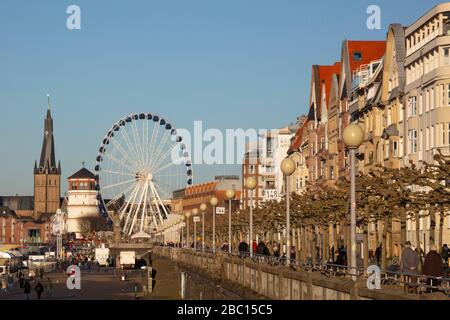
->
[[33, 96, 61, 219]]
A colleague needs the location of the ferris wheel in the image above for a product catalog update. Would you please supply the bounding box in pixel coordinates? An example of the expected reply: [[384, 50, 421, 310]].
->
[[95, 113, 193, 236]]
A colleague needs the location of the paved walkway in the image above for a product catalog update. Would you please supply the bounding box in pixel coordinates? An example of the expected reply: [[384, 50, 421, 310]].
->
[[0, 256, 181, 300]]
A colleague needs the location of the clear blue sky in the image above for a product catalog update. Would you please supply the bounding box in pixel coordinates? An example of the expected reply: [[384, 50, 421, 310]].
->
[[0, 0, 444, 195]]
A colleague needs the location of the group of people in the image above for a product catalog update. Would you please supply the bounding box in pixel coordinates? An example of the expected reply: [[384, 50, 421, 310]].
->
[[58, 252, 106, 271], [401, 242, 449, 292], [1, 269, 53, 300], [232, 240, 297, 262]]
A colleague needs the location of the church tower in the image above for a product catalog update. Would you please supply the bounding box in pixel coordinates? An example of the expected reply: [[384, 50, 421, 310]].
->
[[34, 95, 61, 219]]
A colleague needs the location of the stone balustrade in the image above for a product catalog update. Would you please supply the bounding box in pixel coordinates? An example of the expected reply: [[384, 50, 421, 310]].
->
[[153, 247, 440, 300]]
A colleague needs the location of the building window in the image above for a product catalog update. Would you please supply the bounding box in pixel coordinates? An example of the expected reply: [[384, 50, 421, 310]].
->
[[431, 87, 435, 110], [431, 126, 435, 148], [418, 94, 423, 115], [419, 129, 423, 151], [385, 141, 390, 159], [408, 96, 417, 117], [447, 84, 450, 106], [353, 51, 362, 61], [448, 123, 450, 146], [368, 151, 374, 164], [408, 130, 418, 154], [442, 123, 446, 146], [393, 141, 398, 157]]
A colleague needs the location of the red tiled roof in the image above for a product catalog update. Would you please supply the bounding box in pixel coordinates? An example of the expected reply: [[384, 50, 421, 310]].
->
[[318, 62, 341, 107], [346, 40, 386, 72], [287, 119, 309, 154]]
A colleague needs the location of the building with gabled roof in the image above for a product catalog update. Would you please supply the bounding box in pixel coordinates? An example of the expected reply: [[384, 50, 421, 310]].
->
[[33, 97, 61, 220]]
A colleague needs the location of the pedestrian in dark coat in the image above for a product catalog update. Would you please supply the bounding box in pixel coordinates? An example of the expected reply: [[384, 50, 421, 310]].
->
[[423, 244, 444, 287], [18, 273, 24, 288], [238, 241, 249, 258], [35, 282, 44, 300], [24, 280, 31, 300], [256, 241, 265, 255], [442, 244, 449, 265]]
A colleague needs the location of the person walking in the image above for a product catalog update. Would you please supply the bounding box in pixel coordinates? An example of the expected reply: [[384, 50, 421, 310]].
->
[[375, 244, 382, 266], [1, 277, 7, 295], [35, 281, 44, 300], [38, 268, 44, 280], [238, 240, 249, 258], [442, 244, 449, 266], [423, 244, 444, 289], [273, 243, 280, 258], [335, 246, 347, 266], [24, 279, 31, 300], [7, 273, 14, 290], [18, 271, 24, 288], [401, 241, 420, 293], [45, 277, 53, 298]]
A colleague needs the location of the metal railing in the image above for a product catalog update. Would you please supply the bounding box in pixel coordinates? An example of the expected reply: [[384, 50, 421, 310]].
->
[[155, 245, 450, 296]]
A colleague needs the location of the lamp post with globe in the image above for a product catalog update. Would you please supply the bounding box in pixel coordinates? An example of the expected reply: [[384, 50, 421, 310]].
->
[[342, 123, 364, 281], [185, 211, 192, 248], [210, 197, 219, 253], [192, 208, 199, 250], [245, 177, 257, 257], [225, 189, 236, 254], [200, 203, 207, 252], [281, 157, 296, 265]]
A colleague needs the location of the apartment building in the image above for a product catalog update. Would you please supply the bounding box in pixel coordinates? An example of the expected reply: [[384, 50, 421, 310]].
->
[[241, 127, 293, 209], [404, 3, 450, 166]]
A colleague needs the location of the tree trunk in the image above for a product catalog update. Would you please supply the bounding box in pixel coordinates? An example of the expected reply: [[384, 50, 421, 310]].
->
[[415, 211, 423, 271], [429, 205, 436, 247], [400, 207, 407, 259], [439, 210, 444, 252], [302, 225, 308, 261], [323, 223, 329, 261], [311, 225, 317, 263], [387, 215, 393, 260], [374, 220, 380, 248], [382, 215, 388, 270], [333, 223, 338, 257], [363, 224, 369, 271]]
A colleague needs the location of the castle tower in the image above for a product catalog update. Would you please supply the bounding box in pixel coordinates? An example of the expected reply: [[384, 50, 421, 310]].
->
[[66, 166, 100, 239], [34, 96, 61, 219]]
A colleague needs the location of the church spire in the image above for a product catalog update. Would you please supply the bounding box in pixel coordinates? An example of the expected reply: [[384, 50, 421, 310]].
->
[[35, 95, 59, 174]]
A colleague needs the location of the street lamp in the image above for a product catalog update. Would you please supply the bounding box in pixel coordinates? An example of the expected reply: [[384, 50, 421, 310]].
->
[[225, 189, 236, 254], [180, 216, 185, 247], [210, 197, 219, 253], [342, 123, 364, 281], [245, 177, 257, 257], [200, 203, 207, 252], [281, 157, 296, 266], [192, 208, 199, 250], [185, 211, 192, 248]]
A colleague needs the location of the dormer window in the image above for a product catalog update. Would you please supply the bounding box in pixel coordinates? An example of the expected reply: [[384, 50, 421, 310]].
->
[[353, 51, 362, 61]]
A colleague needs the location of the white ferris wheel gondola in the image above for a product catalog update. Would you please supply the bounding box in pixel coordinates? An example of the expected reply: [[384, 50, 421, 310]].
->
[[95, 113, 193, 236]]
